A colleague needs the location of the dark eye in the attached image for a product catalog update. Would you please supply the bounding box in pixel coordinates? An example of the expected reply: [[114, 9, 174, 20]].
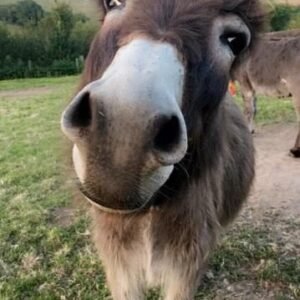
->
[[103, 0, 125, 11], [221, 32, 249, 56]]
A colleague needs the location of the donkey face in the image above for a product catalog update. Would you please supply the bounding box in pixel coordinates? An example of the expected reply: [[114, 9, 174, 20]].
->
[[61, 0, 263, 213]]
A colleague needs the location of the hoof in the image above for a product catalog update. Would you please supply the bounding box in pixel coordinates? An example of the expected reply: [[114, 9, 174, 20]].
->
[[290, 147, 300, 158]]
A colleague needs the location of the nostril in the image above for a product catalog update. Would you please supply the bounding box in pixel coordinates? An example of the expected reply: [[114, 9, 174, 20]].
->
[[64, 92, 92, 128], [153, 115, 181, 153]]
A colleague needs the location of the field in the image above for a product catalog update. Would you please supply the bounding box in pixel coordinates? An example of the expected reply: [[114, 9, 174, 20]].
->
[[0, 0, 98, 18], [0, 76, 299, 299]]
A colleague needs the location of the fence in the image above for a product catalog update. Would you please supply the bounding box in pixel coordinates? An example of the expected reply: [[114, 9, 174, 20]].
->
[[0, 56, 85, 80]]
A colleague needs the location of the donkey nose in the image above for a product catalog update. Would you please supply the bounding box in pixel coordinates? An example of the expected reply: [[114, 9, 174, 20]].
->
[[61, 86, 187, 166], [62, 91, 92, 131], [152, 114, 187, 165]]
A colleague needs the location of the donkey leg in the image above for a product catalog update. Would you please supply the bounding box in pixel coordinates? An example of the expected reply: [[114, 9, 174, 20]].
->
[[290, 130, 300, 158], [105, 266, 145, 300], [290, 95, 300, 158], [163, 265, 203, 300], [242, 89, 257, 134], [98, 244, 146, 300], [161, 252, 205, 300], [91, 209, 147, 300]]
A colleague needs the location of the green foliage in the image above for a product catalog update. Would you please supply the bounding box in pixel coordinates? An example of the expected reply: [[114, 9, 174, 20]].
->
[[70, 20, 98, 58], [0, 1, 97, 80], [48, 3, 75, 60], [288, 13, 300, 29], [0, 0, 44, 26], [270, 4, 300, 31], [0, 23, 10, 57]]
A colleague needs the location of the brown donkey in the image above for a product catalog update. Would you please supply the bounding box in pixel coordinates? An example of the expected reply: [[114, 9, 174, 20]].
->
[[61, 0, 264, 299]]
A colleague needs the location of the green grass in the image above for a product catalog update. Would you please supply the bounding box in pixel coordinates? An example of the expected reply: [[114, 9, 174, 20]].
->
[[0, 76, 109, 299], [235, 94, 296, 125], [0, 76, 78, 91], [0, 76, 299, 299]]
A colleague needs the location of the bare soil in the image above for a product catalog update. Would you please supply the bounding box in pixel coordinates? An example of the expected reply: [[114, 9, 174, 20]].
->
[[0, 87, 53, 98], [248, 123, 300, 217]]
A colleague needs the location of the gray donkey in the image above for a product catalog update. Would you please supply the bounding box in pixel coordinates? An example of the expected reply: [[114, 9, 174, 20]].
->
[[61, 0, 264, 298], [233, 29, 300, 157]]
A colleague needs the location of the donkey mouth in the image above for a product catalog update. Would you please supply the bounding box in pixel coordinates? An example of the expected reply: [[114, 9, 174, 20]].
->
[[76, 180, 152, 214]]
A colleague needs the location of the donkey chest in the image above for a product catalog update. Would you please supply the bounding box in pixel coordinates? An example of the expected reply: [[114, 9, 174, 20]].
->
[[134, 210, 168, 287], [99, 209, 171, 288]]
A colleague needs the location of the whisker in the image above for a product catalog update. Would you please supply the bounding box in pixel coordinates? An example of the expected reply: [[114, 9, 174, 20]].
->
[[176, 162, 190, 180], [142, 175, 177, 194]]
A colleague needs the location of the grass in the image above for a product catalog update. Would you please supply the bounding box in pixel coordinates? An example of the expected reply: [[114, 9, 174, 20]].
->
[[0, 76, 109, 299], [0, 76, 299, 299], [235, 93, 296, 125]]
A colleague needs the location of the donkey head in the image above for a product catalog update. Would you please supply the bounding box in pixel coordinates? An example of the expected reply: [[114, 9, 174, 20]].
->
[[61, 0, 264, 213]]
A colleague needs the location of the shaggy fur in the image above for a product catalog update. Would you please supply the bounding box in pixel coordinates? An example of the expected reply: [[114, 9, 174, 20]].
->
[[65, 0, 265, 298]]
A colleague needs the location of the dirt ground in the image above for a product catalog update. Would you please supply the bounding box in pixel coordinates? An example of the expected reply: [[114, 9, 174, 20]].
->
[[248, 123, 300, 217], [0, 87, 53, 98], [209, 124, 300, 300]]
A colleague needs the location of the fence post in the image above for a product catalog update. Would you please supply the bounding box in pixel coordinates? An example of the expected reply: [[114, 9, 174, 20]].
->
[[28, 60, 32, 71], [75, 57, 80, 72]]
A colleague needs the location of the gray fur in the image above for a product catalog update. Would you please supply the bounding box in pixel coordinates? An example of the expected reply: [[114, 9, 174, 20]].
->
[[233, 30, 300, 157]]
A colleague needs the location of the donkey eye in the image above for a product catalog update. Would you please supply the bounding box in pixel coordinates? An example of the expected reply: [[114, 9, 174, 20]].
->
[[104, 0, 125, 11], [221, 32, 249, 56]]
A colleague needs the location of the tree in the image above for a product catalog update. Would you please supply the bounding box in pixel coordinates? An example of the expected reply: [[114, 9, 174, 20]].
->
[[48, 3, 76, 59], [0, 0, 44, 26], [15, 0, 45, 26], [70, 20, 97, 58], [270, 5, 300, 31], [0, 23, 10, 60]]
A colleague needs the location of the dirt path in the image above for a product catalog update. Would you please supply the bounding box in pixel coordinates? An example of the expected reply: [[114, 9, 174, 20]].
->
[[0, 87, 54, 99], [248, 123, 300, 217]]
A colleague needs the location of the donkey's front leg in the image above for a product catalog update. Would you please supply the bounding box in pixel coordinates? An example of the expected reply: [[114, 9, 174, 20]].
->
[[242, 89, 257, 134], [163, 269, 201, 300], [290, 94, 300, 157], [105, 263, 145, 300], [162, 257, 204, 300]]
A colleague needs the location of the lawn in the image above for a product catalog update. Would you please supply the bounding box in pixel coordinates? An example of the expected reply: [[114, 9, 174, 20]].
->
[[0, 76, 299, 299]]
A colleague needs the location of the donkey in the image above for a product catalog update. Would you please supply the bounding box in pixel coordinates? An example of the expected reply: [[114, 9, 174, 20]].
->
[[61, 0, 264, 299], [264, 28, 300, 40], [232, 30, 300, 158]]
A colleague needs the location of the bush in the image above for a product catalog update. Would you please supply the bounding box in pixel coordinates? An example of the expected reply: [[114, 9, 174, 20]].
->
[[287, 13, 300, 29], [270, 5, 300, 31], [0, 0, 44, 26], [0, 1, 97, 80]]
